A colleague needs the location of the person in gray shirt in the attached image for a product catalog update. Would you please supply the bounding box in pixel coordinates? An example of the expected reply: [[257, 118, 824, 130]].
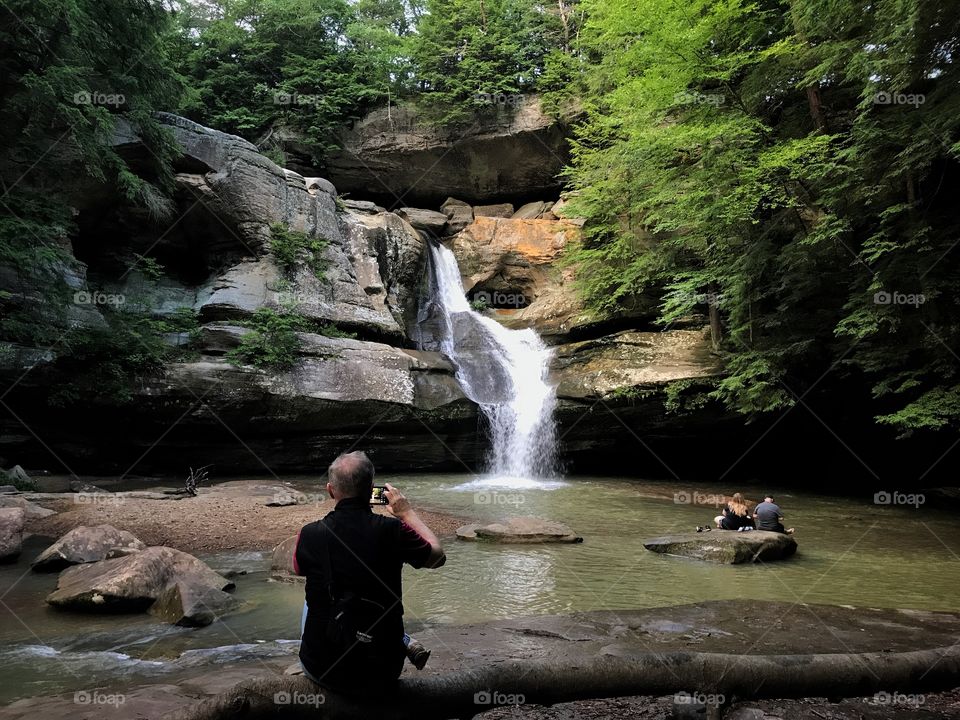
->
[[753, 495, 794, 534]]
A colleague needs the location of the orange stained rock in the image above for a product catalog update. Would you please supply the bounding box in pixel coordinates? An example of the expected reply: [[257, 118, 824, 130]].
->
[[463, 216, 581, 264]]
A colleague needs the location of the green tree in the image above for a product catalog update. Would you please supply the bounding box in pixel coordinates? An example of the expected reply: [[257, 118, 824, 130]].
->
[[0, 0, 182, 347], [561, 0, 960, 433], [410, 0, 565, 122]]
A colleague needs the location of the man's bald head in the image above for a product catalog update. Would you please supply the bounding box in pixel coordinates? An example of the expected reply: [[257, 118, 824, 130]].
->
[[328, 451, 375, 499]]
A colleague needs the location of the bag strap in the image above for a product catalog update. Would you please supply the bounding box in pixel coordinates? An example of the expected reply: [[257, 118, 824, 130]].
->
[[317, 519, 336, 603]]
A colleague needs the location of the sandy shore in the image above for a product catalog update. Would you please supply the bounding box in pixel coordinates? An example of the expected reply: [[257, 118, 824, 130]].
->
[[26, 479, 468, 553]]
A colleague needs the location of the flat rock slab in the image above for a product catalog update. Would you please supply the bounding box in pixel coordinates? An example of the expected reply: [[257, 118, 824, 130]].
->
[[31, 524, 146, 572], [457, 517, 583, 543], [643, 530, 796, 563], [46, 545, 234, 616]]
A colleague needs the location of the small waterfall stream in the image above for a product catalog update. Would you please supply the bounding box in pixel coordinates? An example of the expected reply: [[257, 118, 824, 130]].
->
[[420, 241, 557, 479]]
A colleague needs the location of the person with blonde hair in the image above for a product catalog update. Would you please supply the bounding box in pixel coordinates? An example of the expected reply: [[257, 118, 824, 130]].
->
[[713, 492, 753, 530]]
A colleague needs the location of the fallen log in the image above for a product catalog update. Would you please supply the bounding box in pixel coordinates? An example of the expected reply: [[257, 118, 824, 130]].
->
[[165, 644, 960, 720]]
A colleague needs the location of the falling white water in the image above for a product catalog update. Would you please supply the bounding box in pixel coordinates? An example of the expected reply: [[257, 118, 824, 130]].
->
[[424, 242, 558, 480]]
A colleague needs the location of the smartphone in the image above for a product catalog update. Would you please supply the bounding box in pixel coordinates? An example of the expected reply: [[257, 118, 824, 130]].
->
[[370, 485, 389, 505]]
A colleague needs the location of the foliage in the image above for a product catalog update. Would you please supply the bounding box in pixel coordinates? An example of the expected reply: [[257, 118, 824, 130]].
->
[[227, 307, 311, 370], [169, 0, 422, 152], [0, 0, 182, 349], [410, 0, 569, 123], [560, 0, 960, 434], [317, 323, 357, 339], [269, 223, 329, 278], [50, 310, 179, 405]]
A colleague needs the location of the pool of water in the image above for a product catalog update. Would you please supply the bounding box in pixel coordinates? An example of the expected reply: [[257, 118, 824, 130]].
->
[[1, 474, 958, 703]]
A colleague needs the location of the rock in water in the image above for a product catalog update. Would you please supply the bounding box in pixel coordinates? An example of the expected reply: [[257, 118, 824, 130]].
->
[[270, 535, 301, 581], [456, 517, 583, 544], [46, 546, 235, 616], [643, 531, 797, 564], [0, 507, 25, 562], [31, 524, 146, 572], [149, 581, 239, 627]]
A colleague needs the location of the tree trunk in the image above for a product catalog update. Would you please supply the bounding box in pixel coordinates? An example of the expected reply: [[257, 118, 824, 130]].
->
[[164, 645, 960, 720], [708, 283, 722, 349]]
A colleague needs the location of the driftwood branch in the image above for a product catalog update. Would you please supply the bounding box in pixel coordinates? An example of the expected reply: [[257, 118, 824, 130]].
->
[[164, 645, 960, 720]]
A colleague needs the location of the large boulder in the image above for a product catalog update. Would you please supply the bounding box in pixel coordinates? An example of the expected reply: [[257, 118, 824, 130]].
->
[[321, 97, 572, 205], [643, 531, 797, 564], [31, 524, 146, 572], [397, 207, 449, 236], [0, 507, 25, 562], [456, 517, 583, 544], [46, 546, 235, 614], [441, 197, 474, 234], [149, 581, 240, 627], [0, 494, 55, 519], [270, 534, 300, 581]]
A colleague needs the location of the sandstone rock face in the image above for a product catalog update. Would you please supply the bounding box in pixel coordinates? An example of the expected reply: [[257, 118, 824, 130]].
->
[[46, 546, 235, 615], [450, 216, 578, 310], [32, 524, 146, 572], [270, 535, 300, 580], [551, 329, 721, 400], [321, 98, 571, 205], [456, 517, 583, 543], [0, 507, 25, 562], [643, 531, 797, 564]]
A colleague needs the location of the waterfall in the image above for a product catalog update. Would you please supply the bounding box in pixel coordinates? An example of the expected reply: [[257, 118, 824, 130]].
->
[[420, 241, 557, 479]]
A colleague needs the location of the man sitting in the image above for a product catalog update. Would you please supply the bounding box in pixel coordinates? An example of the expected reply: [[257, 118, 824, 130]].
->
[[753, 495, 795, 534], [294, 451, 446, 692]]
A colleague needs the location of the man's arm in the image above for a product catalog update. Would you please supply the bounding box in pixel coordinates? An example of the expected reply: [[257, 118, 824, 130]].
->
[[384, 483, 446, 568]]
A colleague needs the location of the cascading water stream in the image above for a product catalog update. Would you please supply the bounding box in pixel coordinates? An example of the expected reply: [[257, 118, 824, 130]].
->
[[420, 241, 558, 480]]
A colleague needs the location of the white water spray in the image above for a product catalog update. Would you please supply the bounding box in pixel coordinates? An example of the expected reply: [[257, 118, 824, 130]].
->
[[422, 242, 558, 480]]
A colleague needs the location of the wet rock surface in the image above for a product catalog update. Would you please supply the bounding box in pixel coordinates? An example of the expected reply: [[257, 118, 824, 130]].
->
[[457, 517, 583, 543], [3, 601, 960, 719], [643, 530, 798, 563], [0, 506, 25, 561]]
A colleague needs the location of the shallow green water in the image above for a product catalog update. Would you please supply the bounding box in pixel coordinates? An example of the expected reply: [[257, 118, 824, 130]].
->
[[1, 474, 958, 703]]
